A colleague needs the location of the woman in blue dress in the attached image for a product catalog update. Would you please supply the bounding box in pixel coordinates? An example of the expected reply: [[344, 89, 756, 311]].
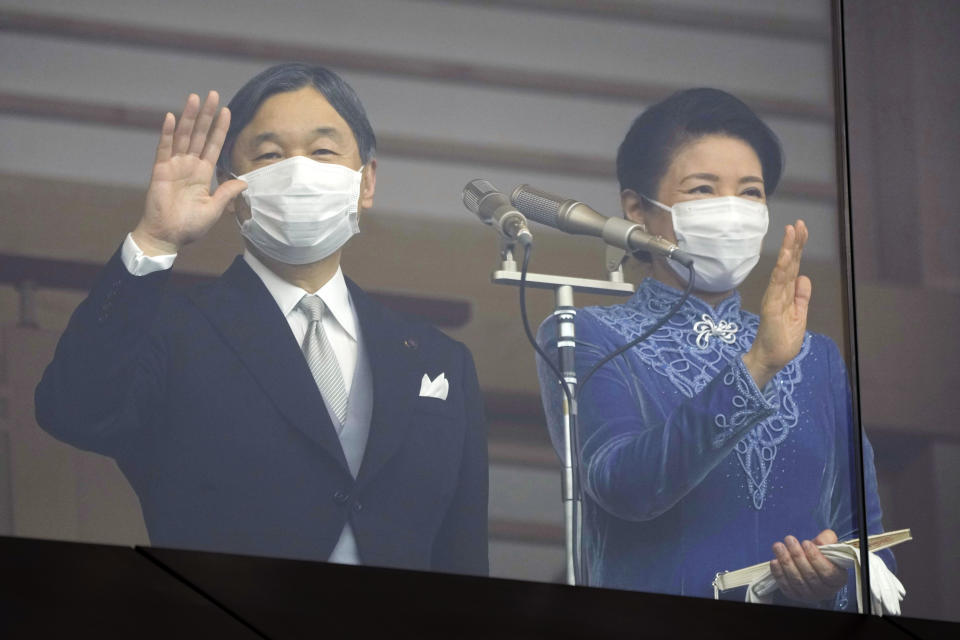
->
[[536, 88, 891, 608]]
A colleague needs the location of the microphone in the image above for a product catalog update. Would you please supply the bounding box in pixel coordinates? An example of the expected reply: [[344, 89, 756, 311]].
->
[[510, 184, 693, 267], [462, 179, 533, 246]]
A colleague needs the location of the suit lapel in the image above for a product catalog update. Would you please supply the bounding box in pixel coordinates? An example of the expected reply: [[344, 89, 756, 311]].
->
[[347, 279, 421, 489], [188, 257, 350, 474]]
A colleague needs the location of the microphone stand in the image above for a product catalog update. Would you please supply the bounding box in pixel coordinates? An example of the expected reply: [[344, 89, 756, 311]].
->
[[492, 238, 634, 586]]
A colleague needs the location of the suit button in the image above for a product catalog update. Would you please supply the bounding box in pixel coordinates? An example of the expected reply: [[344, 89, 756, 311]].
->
[[353, 502, 363, 512], [333, 491, 349, 505]]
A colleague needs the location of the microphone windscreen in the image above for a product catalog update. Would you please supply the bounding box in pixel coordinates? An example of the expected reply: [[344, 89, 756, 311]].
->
[[511, 185, 561, 228], [462, 179, 498, 214]]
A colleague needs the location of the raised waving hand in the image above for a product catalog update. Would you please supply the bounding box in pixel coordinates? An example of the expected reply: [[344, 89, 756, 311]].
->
[[132, 91, 247, 256], [742, 220, 811, 388]]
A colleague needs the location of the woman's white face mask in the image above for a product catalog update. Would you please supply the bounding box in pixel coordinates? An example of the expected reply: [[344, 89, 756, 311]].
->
[[234, 156, 363, 265], [646, 195, 769, 293]]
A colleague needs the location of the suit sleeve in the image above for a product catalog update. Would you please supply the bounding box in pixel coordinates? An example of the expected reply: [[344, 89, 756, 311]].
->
[[430, 342, 489, 576], [34, 245, 170, 455]]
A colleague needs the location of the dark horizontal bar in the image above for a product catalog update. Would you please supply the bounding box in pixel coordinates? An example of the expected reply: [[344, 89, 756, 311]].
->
[[0, 253, 471, 329], [0, 9, 834, 123], [483, 388, 548, 422], [488, 440, 558, 469], [0, 92, 835, 203], [489, 518, 564, 546]]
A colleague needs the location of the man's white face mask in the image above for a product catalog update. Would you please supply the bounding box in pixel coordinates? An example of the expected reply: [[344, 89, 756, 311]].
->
[[234, 155, 363, 265], [646, 195, 769, 293]]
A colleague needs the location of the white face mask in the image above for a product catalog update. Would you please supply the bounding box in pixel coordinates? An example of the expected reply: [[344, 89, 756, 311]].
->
[[646, 195, 769, 293], [234, 156, 363, 265]]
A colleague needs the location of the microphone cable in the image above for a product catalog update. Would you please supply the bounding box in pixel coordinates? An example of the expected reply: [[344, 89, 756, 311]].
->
[[518, 242, 573, 408], [517, 243, 696, 403]]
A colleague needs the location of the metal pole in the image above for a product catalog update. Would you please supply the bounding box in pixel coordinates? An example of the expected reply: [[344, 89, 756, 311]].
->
[[492, 252, 632, 586], [554, 285, 583, 585]]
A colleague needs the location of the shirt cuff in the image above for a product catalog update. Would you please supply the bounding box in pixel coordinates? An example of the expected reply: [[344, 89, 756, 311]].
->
[[122, 233, 177, 276]]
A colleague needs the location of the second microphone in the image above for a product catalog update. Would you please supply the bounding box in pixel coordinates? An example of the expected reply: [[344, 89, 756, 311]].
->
[[510, 184, 693, 268]]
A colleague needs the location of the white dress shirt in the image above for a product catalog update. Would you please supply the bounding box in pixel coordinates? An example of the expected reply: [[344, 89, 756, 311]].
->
[[241, 250, 358, 395]]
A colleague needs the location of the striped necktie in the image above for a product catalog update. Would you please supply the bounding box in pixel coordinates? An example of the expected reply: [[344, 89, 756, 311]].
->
[[297, 295, 348, 426]]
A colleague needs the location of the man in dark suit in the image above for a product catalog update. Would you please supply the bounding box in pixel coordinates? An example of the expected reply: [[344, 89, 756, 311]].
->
[[34, 63, 488, 575]]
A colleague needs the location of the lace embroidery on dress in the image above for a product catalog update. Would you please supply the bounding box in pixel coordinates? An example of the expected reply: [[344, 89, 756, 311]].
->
[[587, 279, 810, 510], [714, 359, 768, 448]]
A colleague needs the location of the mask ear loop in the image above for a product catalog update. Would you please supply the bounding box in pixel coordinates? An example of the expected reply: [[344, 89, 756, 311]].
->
[[225, 168, 249, 233], [640, 193, 673, 214], [354, 164, 367, 227], [633, 195, 682, 264]]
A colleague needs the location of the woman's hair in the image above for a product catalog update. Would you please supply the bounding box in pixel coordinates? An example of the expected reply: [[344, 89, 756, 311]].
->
[[217, 62, 377, 174], [616, 88, 783, 200]]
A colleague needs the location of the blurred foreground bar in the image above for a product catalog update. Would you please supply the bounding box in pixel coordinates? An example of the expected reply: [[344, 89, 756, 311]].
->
[[2, 536, 956, 639]]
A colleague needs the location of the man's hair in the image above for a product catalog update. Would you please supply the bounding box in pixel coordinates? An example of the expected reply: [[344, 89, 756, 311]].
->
[[616, 88, 783, 200], [217, 62, 377, 173]]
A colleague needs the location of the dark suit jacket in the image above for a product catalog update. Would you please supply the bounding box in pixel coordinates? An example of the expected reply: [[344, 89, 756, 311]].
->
[[35, 249, 488, 575]]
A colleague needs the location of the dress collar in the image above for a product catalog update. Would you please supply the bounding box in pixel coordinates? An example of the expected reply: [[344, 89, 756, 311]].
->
[[243, 250, 358, 341], [629, 277, 743, 323]]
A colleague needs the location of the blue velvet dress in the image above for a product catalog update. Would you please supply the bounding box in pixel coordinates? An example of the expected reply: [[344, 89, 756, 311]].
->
[[536, 278, 890, 608]]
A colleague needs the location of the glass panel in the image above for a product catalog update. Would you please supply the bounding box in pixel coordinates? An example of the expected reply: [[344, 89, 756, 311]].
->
[[5, 0, 946, 622], [844, 0, 960, 623]]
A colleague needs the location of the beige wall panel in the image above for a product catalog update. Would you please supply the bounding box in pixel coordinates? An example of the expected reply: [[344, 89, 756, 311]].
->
[[489, 463, 563, 526], [0, 0, 832, 103], [856, 285, 960, 438], [490, 540, 564, 582], [0, 33, 839, 185]]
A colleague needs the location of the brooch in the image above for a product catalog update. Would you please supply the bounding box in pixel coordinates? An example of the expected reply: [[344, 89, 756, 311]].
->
[[693, 314, 739, 349]]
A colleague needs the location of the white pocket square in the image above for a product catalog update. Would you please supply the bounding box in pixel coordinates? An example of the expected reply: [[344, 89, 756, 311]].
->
[[419, 372, 449, 400]]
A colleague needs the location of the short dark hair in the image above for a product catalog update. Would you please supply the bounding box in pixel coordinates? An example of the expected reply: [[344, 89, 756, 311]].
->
[[217, 62, 377, 173], [616, 88, 783, 200]]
